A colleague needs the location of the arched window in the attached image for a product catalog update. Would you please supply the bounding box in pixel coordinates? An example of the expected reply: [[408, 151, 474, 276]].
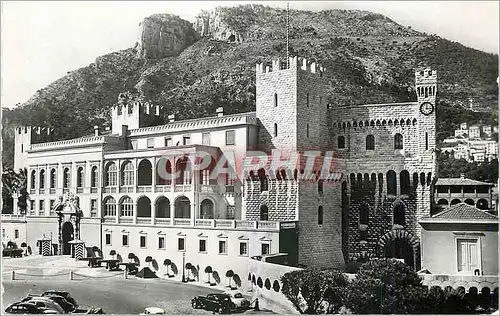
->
[[260, 205, 269, 221], [77, 167, 84, 188], [317, 206, 323, 225], [121, 161, 134, 186], [306, 93, 310, 107], [120, 196, 133, 217], [258, 169, 268, 192], [156, 197, 170, 218], [366, 135, 375, 150], [175, 157, 191, 185], [306, 124, 309, 138], [393, 202, 406, 226], [103, 197, 116, 217], [39, 170, 45, 189], [105, 162, 117, 186], [338, 136, 345, 149], [394, 133, 403, 150], [274, 93, 278, 107], [137, 159, 152, 186], [359, 203, 369, 225], [274, 123, 278, 137], [50, 169, 56, 188], [318, 180, 324, 194], [200, 199, 214, 219], [387, 170, 397, 195], [91, 166, 98, 188], [425, 132, 429, 150], [30, 170, 36, 189], [63, 168, 70, 188], [137, 196, 151, 217], [400, 170, 410, 195]]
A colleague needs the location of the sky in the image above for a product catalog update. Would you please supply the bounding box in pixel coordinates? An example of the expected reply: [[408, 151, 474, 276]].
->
[[1, 1, 498, 109]]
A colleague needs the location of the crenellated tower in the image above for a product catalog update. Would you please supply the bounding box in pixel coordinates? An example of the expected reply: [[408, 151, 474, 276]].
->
[[255, 56, 330, 153], [14, 126, 54, 171], [111, 92, 163, 136], [415, 68, 437, 159]]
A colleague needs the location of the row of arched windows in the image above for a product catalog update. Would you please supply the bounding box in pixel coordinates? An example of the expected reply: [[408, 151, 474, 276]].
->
[[30, 167, 98, 190], [102, 195, 215, 219], [417, 85, 436, 98], [337, 134, 403, 150], [349, 171, 433, 195], [358, 201, 406, 227], [335, 118, 417, 129]]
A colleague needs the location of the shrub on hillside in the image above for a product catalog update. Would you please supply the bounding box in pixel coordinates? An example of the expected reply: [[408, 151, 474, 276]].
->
[[344, 258, 427, 314], [281, 268, 348, 314]]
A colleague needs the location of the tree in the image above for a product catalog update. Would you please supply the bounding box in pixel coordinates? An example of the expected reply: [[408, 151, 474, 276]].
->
[[281, 269, 348, 314], [16, 168, 29, 215], [225, 270, 234, 288], [128, 252, 136, 263], [344, 258, 426, 314], [185, 262, 193, 280], [204, 266, 213, 284], [163, 259, 172, 276], [109, 250, 116, 260]]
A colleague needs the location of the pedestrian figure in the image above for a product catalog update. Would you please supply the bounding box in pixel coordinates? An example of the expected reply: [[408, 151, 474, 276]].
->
[[254, 298, 260, 311]]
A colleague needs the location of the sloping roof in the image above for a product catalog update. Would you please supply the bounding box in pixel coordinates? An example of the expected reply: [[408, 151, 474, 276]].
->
[[435, 177, 495, 186], [420, 203, 498, 223]]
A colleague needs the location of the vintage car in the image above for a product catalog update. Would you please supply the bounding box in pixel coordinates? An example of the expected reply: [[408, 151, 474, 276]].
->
[[42, 290, 78, 308], [140, 307, 165, 315], [223, 290, 251, 310], [191, 293, 237, 314], [5, 302, 59, 314], [21, 297, 65, 314]]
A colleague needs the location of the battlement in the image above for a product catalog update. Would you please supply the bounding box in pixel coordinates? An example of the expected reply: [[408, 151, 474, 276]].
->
[[256, 56, 325, 77], [415, 68, 437, 83], [111, 102, 162, 118], [15, 126, 54, 137]]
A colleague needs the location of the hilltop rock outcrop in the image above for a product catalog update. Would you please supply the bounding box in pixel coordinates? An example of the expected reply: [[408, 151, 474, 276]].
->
[[136, 14, 199, 59]]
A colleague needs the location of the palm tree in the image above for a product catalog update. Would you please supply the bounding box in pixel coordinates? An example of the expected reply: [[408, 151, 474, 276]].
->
[[16, 168, 29, 215], [163, 259, 172, 276], [185, 263, 193, 280], [2, 168, 17, 213], [204, 266, 213, 284], [145, 256, 153, 269], [109, 250, 116, 260]]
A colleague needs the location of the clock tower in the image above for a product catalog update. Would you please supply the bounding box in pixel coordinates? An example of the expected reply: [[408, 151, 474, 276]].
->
[[415, 68, 437, 156]]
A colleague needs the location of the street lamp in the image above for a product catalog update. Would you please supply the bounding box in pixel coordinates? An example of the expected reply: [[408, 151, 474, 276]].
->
[[182, 252, 186, 283]]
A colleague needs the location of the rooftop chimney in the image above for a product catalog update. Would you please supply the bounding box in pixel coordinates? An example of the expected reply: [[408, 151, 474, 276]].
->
[[94, 125, 99, 136], [168, 114, 175, 123], [216, 107, 224, 117]]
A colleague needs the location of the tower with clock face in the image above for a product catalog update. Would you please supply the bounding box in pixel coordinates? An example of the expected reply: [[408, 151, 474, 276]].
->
[[415, 68, 437, 157]]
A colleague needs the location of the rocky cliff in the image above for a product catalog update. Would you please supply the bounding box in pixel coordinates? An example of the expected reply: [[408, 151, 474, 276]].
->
[[136, 14, 199, 59]]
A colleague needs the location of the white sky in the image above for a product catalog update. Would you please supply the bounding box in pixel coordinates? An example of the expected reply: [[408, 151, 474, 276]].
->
[[1, 1, 498, 109]]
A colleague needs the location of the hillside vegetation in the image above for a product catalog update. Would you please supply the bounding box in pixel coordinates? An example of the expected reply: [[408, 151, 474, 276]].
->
[[2, 4, 498, 168]]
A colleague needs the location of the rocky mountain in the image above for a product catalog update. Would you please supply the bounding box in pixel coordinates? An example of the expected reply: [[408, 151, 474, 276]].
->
[[2, 4, 498, 168]]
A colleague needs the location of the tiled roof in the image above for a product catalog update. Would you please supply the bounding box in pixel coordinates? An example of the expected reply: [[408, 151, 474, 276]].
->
[[431, 203, 498, 220], [435, 177, 495, 186]]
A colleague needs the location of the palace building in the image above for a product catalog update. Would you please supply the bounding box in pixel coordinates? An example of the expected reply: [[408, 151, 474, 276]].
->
[[4, 56, 439, 280]]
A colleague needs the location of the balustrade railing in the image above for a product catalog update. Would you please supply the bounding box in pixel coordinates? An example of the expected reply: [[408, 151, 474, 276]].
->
[[137, 186, 152, 193], [200, 185, 218, 193], [258, 221, 279, 230], [104, 187, 117, 193], [1, 214, 26, 221], [155, 185, 172, 193], [49, 188, 56, 194], [90, 188, 98, 193], [39, 189, 45, 194], [76, 188, 83, 193], [195, 219, 214, 227], [102, 216, 115, 224], [119, 217, 133, 224], [235, 220, 256, 229], [214, 219, 234, 228], [120, 187, 134, 193], [173, 218, 191, 226], [136, 218, 152, 225], [155, 218, 170, 225]]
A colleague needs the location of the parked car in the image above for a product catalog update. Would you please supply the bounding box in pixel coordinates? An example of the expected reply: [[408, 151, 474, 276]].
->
[[140, 307, 165, 315], [5, 302, 59, 314], [2, 248, 23, 258], [43, 294, 75, 313], [191, 293, 236, 314], [223, 290, 251, 310], [42, 290, 78, 308], [21, 297, 65, 314]]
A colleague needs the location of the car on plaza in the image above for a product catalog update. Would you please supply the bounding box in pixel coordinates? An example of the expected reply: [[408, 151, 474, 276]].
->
[[42, 290, 78, 308], [223, 290, 251, 310], [140, 307, 166, 315], [191, 293, 237, 314], [42, 294, 75, 313], [5, 302, 59, 314], [20, 297, 65, 314]]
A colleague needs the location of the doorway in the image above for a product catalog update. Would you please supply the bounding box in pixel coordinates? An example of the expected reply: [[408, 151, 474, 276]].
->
[[61, 222, 74, 255]]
